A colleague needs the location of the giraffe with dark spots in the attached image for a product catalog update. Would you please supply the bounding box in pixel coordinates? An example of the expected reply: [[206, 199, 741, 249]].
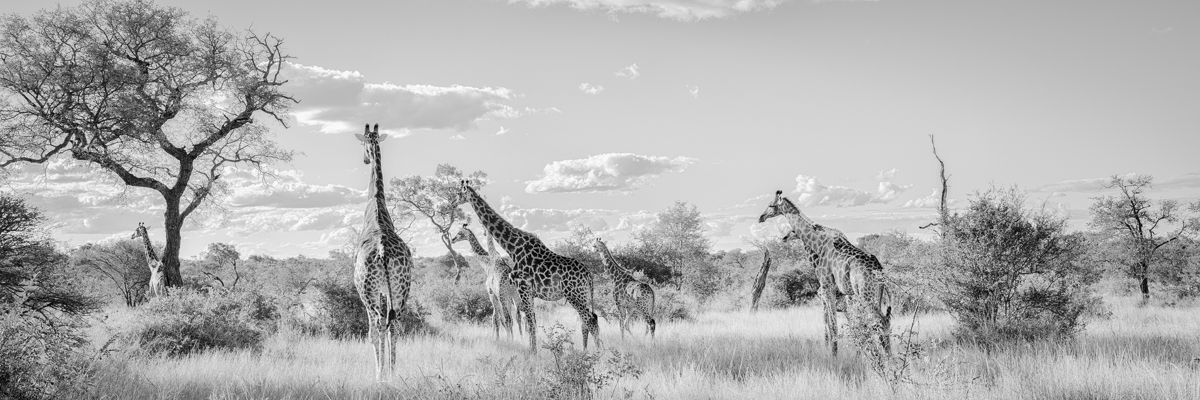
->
[[352, 124, 413, 380], [450, 223, 523, 339], [131, 223, 165, 298], [593, 238, 656, 338], [453, 180, 600, 352], [760, 190, 892, 356]]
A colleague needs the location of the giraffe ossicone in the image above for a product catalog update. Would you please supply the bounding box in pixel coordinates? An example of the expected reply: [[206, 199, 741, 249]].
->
[[352, 123, 414, 381]]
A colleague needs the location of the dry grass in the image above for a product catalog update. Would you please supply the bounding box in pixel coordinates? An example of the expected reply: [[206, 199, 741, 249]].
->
[[77, 297, 1200, 399]]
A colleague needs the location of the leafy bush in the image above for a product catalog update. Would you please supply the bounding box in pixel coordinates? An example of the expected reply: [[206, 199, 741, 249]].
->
[[774, 268, 820, 307], [937, 187, 1103, 343], [655, 286, 694, 322], [293, 280, 434, 339], [127, 288, 280, 356], [0, 300, 96, 400], [539, 324, 643, 400], [428, 281, 493, 324]]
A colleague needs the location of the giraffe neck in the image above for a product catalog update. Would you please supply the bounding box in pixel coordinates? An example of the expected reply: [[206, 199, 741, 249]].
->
[[140, 233, 158, 261], [464, 186, 539, 256], [779, 197, 820, 238], [462, 230, 489, 257], [596, 244, 633, 284], [363, 139, 397, 236]]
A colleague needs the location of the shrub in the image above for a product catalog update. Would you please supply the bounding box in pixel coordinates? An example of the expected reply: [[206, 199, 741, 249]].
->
[[539, 324, 643, 400], [774, 268, 820, 306], [0, 300, 95, 400], [429, 282, 493, 324], [289, 280, 435, 339], [937, 187, 1103, 343], [655, 286, 694, 322], [127, 288, 280, 356]]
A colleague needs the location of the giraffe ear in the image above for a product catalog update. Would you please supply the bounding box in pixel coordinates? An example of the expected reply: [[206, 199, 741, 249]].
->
[[376, 133, 388, 143], [354, 133, 366, 142]]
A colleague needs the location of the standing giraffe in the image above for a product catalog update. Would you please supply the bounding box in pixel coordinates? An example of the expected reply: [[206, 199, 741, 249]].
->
[[759, 190, 891, 356], [352, 124, 413, 380], [592, 238, 656, 338], [450, 223, 524, 339], [453, 180, 600, 352], [131, 223, 165, 298]]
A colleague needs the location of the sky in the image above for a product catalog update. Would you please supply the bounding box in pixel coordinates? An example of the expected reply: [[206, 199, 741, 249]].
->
[[3, 0, 1199, 259]]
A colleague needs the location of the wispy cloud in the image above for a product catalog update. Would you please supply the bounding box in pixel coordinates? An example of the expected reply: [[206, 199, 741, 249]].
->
[[686, 85, 699, 98], [506, 0, 801, 21], [525, 153, 697, 194], [285, 63, 533, 134], [901, 190, 954, 208], [224, 169, 364, 209], [875, 168, 897, 181], [449, 134, 466, 140], [615, 64, 640, 79], [495, 126, 510, 135], [794, 174, 912, 207], [579, 83, 605, 94]]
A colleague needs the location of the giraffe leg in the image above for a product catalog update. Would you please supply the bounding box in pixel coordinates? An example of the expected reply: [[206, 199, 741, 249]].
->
[[518, 285, 538, 352], [367, 311, 384, 381], [819, 279, 839, 357], [566, 292, 600, 350]]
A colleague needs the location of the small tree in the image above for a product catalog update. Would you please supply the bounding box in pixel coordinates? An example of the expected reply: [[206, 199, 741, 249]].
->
[[388, 164, 487, 281], [631, 201, 711, 288], [938, 187, 1100, 342], [0, 0, 295, 287], [1088, 174, 1200, 300], [72, 240, 152, 307], [199, 242, 242, 290]]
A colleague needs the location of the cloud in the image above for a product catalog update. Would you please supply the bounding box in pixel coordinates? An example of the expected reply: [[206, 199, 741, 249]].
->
[[224, 169, 364, 209], [615, 64, 640, 79], [901, 189, 955, 208], [875, 168, 897, 181], [284, 63, 529, 134], [794, 174, 912, 207], [525, 153, 697, 194], [495, 126, 510, 136], [449, 134, 466, 140], [1158, 173, 1200, 189], [506, 0, 799, 21], [686, 85, 699, 98], [1031, 177, 1110, 193], [579, 83, 605, 95]]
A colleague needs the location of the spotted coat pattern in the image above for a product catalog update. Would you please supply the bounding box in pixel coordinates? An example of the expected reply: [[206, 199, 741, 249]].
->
[[450, 224, 524, 339], [593, 238, 656, 338], [131, 223, 165, 298], [761, 190, 892, 356], [454, 181, 600, 352]]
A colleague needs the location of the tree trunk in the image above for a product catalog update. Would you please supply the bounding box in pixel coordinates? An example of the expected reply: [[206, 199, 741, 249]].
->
[[1139, 261, 1150, 300], [751, 249, 771, 312], [162, 199, 184, 287]]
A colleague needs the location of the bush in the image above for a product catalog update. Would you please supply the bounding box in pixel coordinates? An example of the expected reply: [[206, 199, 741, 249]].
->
[[937, 187, 1103, 343], [127, 288, 280, 356], [774, 268, 820, 307], [289, 280, 434, 339], [0, 300, 95, 400], [428, 282, 494, 324]]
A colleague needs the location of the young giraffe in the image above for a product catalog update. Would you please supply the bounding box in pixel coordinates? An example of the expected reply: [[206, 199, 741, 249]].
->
[[592, 238, 656, 338], [352, 124, 414, 381], [453, 180, 600, 352], [450, 223, 524, 339], [131, 223, 165, 298], [759, 190, 892, 356]]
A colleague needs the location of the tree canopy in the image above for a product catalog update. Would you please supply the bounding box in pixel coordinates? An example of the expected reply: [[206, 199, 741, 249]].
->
[[0, 0, 294, 286]]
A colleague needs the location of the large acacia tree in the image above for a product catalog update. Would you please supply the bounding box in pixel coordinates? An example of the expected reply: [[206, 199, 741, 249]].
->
[[0, 0, 294, 286], [388, 164, 487, 281]]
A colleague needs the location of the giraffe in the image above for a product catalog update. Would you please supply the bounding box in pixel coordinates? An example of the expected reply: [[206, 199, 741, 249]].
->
[[592, 238, 656, 338], [453, 180, 600, 352], [759, 190, 892, 356], [131, 222, 165, 298], [450, 223, 524, 339], [352, 124, 414, 380]]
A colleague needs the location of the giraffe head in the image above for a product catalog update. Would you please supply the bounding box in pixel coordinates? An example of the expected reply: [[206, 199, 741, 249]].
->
[[131, 222, 149, 240], [450, 223, 473, 244], [758, 190, 789, 223], [353, 123, 387, 165], [592, 237, 612, 255], [781, 229, 801, 243], [452, 179, 474, 207]]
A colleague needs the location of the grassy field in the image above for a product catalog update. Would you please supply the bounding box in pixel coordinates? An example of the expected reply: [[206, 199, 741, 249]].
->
[[80, 297, 1200, 400]]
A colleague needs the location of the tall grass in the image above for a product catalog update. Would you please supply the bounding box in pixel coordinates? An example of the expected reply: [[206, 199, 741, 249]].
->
[[78, 298, 1200, 399]]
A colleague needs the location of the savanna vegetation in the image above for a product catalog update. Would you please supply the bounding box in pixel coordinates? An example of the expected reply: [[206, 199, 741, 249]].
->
[[2, 1, 1199, 399]]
